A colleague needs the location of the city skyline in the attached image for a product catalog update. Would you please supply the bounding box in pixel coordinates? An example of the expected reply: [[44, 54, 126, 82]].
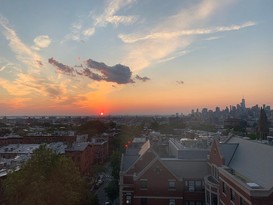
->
[[1, 0, 273, 116]]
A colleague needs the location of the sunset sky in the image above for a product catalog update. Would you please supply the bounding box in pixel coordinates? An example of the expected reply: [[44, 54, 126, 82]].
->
[[0, 0, 273, 116]]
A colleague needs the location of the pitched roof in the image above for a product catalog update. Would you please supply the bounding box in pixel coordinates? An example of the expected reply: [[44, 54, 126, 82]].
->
[[161, 159, 208, 179], [121, 155, 139, 171], [121, 140, 151, 172], [177, 149, 209, 160], [219, 143, 238, 166], [226, 137, 273, 189]]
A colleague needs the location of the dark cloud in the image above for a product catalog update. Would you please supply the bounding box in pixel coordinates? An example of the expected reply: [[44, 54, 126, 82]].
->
[[86, 59, 134, 84], [135, 75, 151, 82], [48, 57, 152, 85], [176, 80, 184, 85], [36, 60, 43, 67], [48, 58, 74, 75], [80, 67, 104, 81]]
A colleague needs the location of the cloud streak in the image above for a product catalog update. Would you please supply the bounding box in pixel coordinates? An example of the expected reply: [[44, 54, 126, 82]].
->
[[119, 0, 255, 72], [65, 0, 137, 41], [119, 22, 256, 43], [0, 15, 43, 70], [0, 15, 68, 100]]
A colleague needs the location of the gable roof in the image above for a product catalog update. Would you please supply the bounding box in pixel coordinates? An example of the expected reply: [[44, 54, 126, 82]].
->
[[161, 158, 208, 179]]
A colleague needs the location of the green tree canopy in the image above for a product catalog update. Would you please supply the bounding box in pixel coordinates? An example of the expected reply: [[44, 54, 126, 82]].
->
[[4, 145, 85, 205]]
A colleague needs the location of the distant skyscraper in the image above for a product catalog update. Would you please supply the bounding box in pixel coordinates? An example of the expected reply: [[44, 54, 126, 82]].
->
[[241, 98, 246, 111]]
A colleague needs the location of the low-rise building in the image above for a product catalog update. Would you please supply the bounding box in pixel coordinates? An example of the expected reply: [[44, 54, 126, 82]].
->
[[65, 142, 94, 175]]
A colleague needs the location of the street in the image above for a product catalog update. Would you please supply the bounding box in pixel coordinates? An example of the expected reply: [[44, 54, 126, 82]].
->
[[92, 162, 119, 205]]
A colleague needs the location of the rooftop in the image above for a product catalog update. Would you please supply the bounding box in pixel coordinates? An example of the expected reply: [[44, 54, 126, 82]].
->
[[222, 137, 273, 190]]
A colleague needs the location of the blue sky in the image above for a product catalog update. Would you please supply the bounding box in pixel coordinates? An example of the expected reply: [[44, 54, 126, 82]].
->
[[0, 0, 273, 115]]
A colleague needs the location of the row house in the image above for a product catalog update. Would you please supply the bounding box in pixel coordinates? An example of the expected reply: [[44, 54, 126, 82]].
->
[[64, 137, 109, 175], [205, 136, 273, 205], [0, 135, 76, 146], [65, 142, 94, 176], [91, 138, 109, 164]]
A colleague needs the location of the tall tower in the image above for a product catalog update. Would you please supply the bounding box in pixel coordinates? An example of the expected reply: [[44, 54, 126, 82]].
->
[[241, 98, 246, 111]]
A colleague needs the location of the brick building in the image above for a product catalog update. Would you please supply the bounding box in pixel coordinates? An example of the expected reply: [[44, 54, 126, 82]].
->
[[65, 142, 94, 175], [91, 138, 109, 164], [205, 137, 273, 205], [120, 139, 209, 205]]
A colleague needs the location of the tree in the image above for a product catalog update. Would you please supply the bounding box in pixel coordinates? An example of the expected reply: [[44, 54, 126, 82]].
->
[[110, 151, 121, 180], [78, 120, 109, 135], [104, 180, 119, 202], [3, 145, 86, 205]]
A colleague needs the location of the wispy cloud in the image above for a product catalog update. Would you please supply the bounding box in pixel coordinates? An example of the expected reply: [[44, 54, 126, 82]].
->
[[64, 0, 137, 41], [157, 50, 191, 64], [93, 0, 137, 28], [16, 73, 66, 98], [0, 63, 15, 72], [0, 15, 43, 70], [0, 15, 69, 100], [0, 73, 66, 99], [205, 36, 222, 41], [119, 22, 256, 43], [119, 0, 255, 72]]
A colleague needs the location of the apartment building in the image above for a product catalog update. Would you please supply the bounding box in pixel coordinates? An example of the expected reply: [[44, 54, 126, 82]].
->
[[120, 138, 209, 205], [205, 137, 273, 205]]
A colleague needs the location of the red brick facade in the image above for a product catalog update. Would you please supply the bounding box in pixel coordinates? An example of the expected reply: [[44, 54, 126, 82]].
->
[[120, 148, 206, 205], [65, 144, 94, 176]]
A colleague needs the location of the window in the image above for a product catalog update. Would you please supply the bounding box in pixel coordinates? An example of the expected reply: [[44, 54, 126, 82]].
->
[[140, 179, 147, 189], [168, 180, 176, 190], [212, 165, 219, 180], [240, 197, 244, 205], [188, 181, 195, 191], [169, 199, 175, 205], [185, 180, 204, 192], [141, 198, 147, 205], [230, 188, 235, 202], [195, 180, 202, 191]]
